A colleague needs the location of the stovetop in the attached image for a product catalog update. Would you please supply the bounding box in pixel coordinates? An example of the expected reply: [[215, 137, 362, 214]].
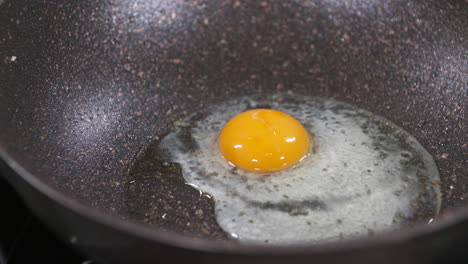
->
[[0, 176, 91, 264]]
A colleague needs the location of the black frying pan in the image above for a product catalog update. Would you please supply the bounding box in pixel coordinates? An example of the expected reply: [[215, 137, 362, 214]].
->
[[0, 0, 467, 263]]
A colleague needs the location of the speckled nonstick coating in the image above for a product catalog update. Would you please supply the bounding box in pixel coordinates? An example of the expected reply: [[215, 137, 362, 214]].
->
[[0, 0, 467, 263]]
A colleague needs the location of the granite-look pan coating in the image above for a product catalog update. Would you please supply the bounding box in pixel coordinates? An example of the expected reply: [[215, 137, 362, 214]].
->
[[0, 0, 466, 263]]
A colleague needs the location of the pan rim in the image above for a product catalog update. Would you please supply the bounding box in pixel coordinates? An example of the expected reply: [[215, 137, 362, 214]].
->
[[0, 145, 467, 256]]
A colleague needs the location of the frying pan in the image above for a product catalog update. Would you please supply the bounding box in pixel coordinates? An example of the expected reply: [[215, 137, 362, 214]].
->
[[0, 0, 467, 263]]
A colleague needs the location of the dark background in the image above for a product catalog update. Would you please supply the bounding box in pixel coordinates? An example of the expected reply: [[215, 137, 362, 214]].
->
[[0, 176, 89, 264]]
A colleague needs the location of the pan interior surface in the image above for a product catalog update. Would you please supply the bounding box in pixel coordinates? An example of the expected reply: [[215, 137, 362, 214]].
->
[[0, 0, 466, 250]]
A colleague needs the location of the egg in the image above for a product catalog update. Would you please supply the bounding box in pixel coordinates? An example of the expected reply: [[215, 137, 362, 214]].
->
[[218, 109, 311, 173], [159, 93, 441, 244]]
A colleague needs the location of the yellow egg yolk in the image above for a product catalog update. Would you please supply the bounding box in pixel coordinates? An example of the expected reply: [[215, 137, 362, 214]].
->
[[218, 109, 310, 173]]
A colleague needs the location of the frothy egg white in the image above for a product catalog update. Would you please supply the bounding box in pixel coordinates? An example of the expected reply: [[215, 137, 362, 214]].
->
[[159, 94, 441, 244]]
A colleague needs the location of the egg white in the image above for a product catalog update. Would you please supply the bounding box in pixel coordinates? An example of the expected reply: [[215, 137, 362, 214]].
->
[[160, 93, 441, 244]]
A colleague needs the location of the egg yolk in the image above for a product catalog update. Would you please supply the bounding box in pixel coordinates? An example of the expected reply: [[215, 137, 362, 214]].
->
[[218, 109, 310, 173]]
